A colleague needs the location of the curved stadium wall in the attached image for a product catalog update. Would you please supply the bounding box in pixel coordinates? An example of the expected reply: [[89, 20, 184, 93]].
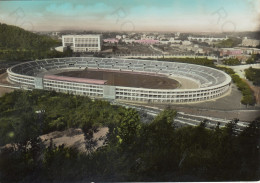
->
[[7, 57, 232, 103]]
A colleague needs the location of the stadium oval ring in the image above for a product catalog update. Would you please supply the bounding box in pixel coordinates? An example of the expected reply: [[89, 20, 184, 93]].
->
[[7, 57, 232, 103]]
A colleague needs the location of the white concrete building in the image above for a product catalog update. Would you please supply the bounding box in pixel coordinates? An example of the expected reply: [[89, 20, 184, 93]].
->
[[62, 35, 102, 52], [116, 35, 122, 40], [241, 37, 260, 47], [7, 57, 231, 104], [122, 39, 135, 44], [188, 36, 228, 42], [141, 34, 155, 40], [169, 38, 181, 44], [159, 38, 182, 44], [175, 32, 180, 38], [182, 40, 192, 45]]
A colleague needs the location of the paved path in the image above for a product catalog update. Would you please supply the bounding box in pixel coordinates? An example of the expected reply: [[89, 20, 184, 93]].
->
[[225, 63, 260, 78]]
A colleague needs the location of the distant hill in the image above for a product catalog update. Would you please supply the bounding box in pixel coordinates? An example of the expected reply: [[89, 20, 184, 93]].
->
[[0, 23, 58, 50], [0, 23, 72, 62]]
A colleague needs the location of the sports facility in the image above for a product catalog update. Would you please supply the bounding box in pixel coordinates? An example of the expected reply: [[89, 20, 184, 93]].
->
[[56, 69, 180, 89], [7, 57, 231, 103]]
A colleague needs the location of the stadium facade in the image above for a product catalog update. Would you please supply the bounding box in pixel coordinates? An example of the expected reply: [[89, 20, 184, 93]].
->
[[62, 35, 102, 52], [7, 57, 232, 103]]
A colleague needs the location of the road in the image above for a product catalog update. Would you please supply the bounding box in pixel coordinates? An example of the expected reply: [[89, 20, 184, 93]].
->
[[112, 101, 249, 132]]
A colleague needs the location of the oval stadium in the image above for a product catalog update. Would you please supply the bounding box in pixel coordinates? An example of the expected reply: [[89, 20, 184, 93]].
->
[[7, 57, 232, 103]]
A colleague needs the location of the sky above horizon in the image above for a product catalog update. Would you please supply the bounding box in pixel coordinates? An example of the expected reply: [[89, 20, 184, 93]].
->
[[0, 0, 259, 32]]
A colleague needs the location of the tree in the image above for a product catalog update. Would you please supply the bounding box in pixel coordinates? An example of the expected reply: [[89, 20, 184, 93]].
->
[[238, 119, 260, 180], [223, 58, 241, 66], [113, 108, 141, 149]]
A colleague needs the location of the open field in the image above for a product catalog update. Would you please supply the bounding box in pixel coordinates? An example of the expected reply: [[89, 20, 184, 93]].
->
[[57, 69, 180, 89]]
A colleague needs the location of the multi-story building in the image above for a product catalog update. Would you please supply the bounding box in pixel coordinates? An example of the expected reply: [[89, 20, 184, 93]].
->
[[116, 35, 122, 40], [241, 37, 260, 47], [220, 48, 243, 56], [182, 40, 192, 45], [103, 38, 119, 44], [234, 47, 260, 55], [141, 34, 155, 40], [62, 34, 102, 52], [188, 36, 228, 42]]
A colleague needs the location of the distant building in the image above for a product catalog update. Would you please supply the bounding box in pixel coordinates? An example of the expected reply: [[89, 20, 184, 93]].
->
[[195, 48, 204, 54], [253, 48, 260, 54], [235, 47, 260, 55], [169, 38, 181, 44], [103, 38, 119, 44], [158, 38, 181, 44], [175, 32, 180, 38], [182, 40, 192, 45], [55, 46, 64, 52], [188, 36, 228, 42], [220, 48, 243, 56], [241, 37, 260, 47], [220, 48, 251, 61], [234, 55, 251, 62], [62, 34, 102, 52], [141, 34, 155, 40], [116, 35, 122, 40], [157, 35, 165, 40], [52, 32, 60, 36], [122, 39, 135, 44], [135, 39, 159, 44], [159, 39, 170, 44]]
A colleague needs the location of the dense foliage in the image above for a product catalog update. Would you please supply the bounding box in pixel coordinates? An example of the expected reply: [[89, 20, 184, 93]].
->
[[0, 90, 259, 182], [0, 23, 58, 50], [223, 58, 241, 65], [0, 23, 72, 61], [245, 54, 260, 64], [217, 66, 255, 105], [215, 38, 241, 48], [0, 90, 127, 145], [245, 67, 260, 86]]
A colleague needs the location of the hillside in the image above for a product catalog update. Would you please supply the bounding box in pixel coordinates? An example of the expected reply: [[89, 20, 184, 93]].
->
[[0, 23, 58, 50], [0, 23, 72, 61]]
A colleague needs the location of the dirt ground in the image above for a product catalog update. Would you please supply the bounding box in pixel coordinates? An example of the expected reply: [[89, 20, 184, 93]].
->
[[0, 72, 10, 85], [40, 127, 109, 152], [0, 72, 15, 97], [0, 87, 14, 97], [1, 127, 109, 152], [57, 69, 179, 89]]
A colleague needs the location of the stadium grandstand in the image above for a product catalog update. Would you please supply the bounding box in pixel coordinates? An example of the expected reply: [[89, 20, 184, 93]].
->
[[7, 57, 231, 103]]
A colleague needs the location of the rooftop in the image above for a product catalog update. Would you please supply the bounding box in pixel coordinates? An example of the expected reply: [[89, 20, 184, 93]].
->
[[62, 34, 101, 37]]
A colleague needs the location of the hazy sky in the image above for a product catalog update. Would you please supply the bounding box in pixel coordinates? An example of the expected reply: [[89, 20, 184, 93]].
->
[[0, 0, 259, 32]]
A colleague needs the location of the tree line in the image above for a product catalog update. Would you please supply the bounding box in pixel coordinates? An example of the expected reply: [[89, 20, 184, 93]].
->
[[217, 66, 256, 105], [245, 67, 260, 86], [222, 58, 241, 65]]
